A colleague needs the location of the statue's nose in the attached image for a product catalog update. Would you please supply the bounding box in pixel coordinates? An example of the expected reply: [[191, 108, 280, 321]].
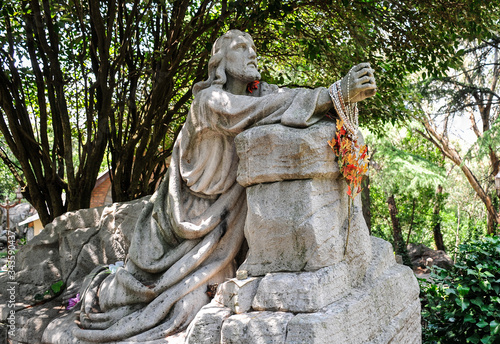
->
[[249, 47, 256, 59]]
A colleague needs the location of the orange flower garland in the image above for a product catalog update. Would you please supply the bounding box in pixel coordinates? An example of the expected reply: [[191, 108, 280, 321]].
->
[[328, 119, 369, 200]]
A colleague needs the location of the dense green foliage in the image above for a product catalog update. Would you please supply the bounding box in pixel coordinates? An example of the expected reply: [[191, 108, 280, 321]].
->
[[368, 123, 489, 253], [257, 0, 498, 131], [366, 125, 446, 248], [0, 0, 498, 223], [420, 236, 500, 344], [0, 160, 17, 200]]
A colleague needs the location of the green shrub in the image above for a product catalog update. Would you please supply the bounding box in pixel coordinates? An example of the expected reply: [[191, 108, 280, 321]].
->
[[420, 235, 500, 344]]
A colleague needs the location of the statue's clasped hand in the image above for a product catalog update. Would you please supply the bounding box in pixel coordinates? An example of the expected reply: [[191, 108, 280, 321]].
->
[[340, 63, 377, 103]]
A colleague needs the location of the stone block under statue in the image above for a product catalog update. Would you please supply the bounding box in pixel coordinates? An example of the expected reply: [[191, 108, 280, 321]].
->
[[184, 121, 421, 344]]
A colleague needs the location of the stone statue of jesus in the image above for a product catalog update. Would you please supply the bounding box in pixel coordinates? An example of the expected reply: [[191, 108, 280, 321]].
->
[[73, 29, 376, 342]]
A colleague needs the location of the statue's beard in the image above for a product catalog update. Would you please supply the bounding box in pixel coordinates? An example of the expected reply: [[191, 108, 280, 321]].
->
[[246, 68, 261, 81], [226, 66, 261, 83]]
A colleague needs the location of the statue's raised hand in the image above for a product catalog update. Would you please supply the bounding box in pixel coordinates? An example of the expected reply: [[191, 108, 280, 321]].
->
[[340, 63, 376, 103]]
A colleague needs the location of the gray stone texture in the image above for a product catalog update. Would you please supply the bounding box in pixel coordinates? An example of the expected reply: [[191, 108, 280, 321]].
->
[[214, 277, 261, 314], [218, 120, 420, 343], [408, 242, 454, 270], [0, 198, 148, 344], [221, 311, 294, 344], [285, 263, 420, 344], [188, 239, 421, 344], [237, 123, 371, 287], [241, 178, 346, 275], [251, 263, 350, 313], [185, 302, 232, 344], [2, 203, 31, 230], [235, 121, 339, 187]]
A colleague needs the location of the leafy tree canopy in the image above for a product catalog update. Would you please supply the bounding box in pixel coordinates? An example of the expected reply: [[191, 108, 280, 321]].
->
[[365, 124, 446, 197], [411, 35, 500, 234], [0, 0, 498, 224]]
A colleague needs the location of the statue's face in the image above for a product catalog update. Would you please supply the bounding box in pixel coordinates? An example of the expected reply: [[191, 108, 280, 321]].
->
[[224, 34, 261, 83]]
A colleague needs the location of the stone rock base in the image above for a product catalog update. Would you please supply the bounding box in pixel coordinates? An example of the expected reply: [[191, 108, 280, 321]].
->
[[186, 237, 421, 344]]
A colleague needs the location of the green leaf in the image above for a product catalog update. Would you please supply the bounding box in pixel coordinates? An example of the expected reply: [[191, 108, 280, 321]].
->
[[458, 285, 470, 297], [479, 280, 491, 291], [490, 320, 500, 335], [467, 333, 480, 343], [464, 314, 475, 323], [50, 280, 64, 294], [458, 298, 470, 311], [477, 320, 489, 328], [467, 268, 478, 276], [445, 287, 457, 295], [471, 298, 484, 308], [480, 336, 492, 344]]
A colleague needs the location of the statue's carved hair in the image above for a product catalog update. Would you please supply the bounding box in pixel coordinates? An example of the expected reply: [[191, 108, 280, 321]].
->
[[193, 30, 253, 96]]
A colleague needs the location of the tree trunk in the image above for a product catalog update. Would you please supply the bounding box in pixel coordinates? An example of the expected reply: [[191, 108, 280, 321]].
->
[[419, 118, 499, 235], [432, 185, 446, 251], [406, 198, 416, 245], [387, 194, 404, 253], [487, 211, 495, 236]]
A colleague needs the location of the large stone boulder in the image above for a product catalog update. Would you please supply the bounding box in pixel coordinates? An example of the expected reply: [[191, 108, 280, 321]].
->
[[7, 203, 31, 228], [407, 242, 453, 270], [185, 236, 420, 344], [0, 198, 148, 344], [236, 122, 371, 282], [0, 203, 31, 237]]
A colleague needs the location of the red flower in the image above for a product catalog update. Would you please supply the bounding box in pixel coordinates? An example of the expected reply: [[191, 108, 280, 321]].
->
[[247, 80, 260, 93]]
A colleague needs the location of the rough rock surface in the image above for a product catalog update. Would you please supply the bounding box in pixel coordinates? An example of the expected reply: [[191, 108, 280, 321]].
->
[[235, 121, 339, 187], [251, 263, 350, 312], [1, 203, 31, 229], [237, 122, 371, 280], [0, 198, 148, 344], [187, 238, 421, 344], [221, 311, 294, 344], [185, 302, 232, 344], [214, 277, 261, 314], [241, 178, 347, 274], [284, 263, 420, 344], [407, 242, 453, 270]]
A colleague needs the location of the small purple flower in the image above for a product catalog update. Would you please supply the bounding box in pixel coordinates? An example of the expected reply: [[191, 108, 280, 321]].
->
[[67, 293, 80, 310]]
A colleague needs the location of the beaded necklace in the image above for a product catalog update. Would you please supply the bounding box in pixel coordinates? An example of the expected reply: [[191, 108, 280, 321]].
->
[[328, 69, 359, 139]]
